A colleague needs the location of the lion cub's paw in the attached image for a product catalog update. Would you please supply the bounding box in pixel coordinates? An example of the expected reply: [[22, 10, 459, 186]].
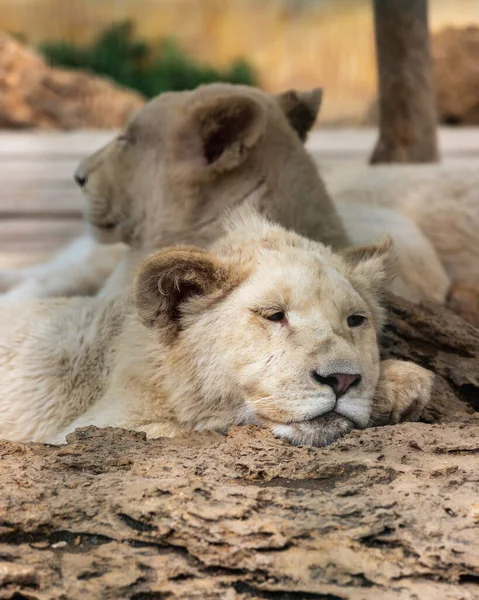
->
[[270, 413, 354, 447], [371, 359, 434, 426]]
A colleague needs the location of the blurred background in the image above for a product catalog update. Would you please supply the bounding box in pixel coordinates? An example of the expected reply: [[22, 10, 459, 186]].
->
[[2, 0, 479, 128]]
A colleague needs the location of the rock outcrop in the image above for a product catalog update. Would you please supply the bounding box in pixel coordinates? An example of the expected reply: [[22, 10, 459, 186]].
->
[[383, 293, 478, 418], [0, 34, 145, 130], [1, 417, 478, 599]]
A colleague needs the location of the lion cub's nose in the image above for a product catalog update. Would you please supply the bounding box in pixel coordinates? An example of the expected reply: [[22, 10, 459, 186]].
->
[[312, 371, 362, 398], [74, 166, 87, 188]]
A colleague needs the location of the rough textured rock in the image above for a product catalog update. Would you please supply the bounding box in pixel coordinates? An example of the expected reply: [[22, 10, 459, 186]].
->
[[383, 293, 479, 418], [432, 26, 479, 126], [0, 294, 478, 599], [1, 419, 479, 600], [0, 34, 145, 130]]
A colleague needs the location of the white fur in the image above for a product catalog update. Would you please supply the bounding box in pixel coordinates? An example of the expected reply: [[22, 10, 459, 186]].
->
[[322, 161, 479, 288], [0, 236, 126, 300], [0, 213, 391, 446]]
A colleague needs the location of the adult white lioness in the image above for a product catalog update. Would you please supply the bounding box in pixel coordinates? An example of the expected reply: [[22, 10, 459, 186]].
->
[[0, 210, 432, 446], [0, 83, 452, 304]]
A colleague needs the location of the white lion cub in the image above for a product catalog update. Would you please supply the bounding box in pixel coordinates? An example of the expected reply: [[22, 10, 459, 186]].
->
[[0, 210, 432, 446]]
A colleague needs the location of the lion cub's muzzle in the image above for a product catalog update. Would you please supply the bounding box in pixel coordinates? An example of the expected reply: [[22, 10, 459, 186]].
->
[[271, 412, 355, 447]]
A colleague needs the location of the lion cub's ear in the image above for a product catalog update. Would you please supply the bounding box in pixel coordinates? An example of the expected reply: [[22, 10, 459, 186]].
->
[[134, 246, 235, 333], [192, 95, 267, 171], [276, 88, 323, 141], [342, 237, 396, 296]]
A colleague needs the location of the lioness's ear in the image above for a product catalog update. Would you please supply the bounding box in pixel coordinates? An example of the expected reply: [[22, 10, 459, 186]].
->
[[193, 95, 266, 171], [276, 88, 323, 141], [342, 237, 396, 295], [134, 247, 234, 332]]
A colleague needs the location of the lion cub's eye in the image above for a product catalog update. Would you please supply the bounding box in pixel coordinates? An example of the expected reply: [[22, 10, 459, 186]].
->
[[347, 314, 367, 327], [266, 311, 285, 322]]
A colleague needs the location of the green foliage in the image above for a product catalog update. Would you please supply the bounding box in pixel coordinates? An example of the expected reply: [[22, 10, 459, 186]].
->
[[40, 21, 257, 97]]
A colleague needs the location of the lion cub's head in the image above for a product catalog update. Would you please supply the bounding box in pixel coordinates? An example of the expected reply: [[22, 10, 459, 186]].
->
[[74, 82, 323, 248], [133, 209, 394, 446]]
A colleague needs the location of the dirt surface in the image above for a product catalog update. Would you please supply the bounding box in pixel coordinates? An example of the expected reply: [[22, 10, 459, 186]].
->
[[1, 296, 478, 600]]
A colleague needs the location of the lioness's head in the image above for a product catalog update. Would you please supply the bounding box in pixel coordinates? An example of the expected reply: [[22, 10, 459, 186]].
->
[[134, 210, 394, 446], [74, 83, 324, 248]]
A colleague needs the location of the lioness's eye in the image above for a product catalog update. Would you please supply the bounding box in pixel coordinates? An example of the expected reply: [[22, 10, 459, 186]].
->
[[347, 314, 367, 327], [118, 133, 135, 144], [266, 311, 285, 322]]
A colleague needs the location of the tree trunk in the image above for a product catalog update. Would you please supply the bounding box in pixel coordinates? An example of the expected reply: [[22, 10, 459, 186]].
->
[[371, 0, 439, 164]]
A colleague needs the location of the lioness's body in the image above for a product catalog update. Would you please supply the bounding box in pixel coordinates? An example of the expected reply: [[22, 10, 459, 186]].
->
[[1, 83, 468, 305], [322, 161, 479, 286], [0, 211, 432, 446]]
